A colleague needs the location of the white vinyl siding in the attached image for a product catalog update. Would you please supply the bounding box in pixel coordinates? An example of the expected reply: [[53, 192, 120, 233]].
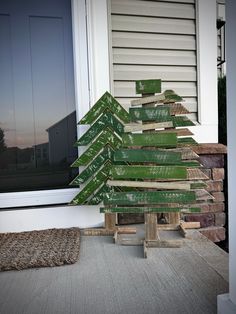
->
[[109, 0, 198, 121]]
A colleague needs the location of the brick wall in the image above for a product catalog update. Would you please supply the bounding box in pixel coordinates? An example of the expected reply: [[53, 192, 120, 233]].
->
[[118, 143, 227, 243]]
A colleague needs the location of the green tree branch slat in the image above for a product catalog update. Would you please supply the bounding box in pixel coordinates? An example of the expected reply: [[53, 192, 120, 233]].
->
[[74, 129, 121, 166], [110, 165, 187, 180], [76, 111, 124, 146], [103, 190, 196, 205], [122, 133, 177, 147], [114, 149, 188, 164], [100, 207, 201, 213], [71, 162, 111, 205], [177, 137, 198, 146], [172, 116, 195, 127], [88, 184, 111, 205], [70, 146, 114, 185], [79, 92, 130, 125], [129, 106, 171, 122], [136, 79, 161, 94]]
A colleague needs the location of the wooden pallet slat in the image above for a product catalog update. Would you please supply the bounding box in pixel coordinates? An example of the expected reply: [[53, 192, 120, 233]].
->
[[124, 121, 173, 132], [177, 137, 198, 146], [110, 165, 188, 180], [136, 79, 161, 94], [71, 162, 111, 205], [162, 89, 183, 103], [114, 149, 182, 164], [187, 168, 210, 180], [88, 184, 111, 205], [167, 103, 190, 115], [79, 91, 130, 125], [74, 129, 122, 166], [129, 106, 171, 122], [76, 111, 124, 146], [70, 146, 114, 185], [131, 94, 165, 106], [103, 190, 196, 205], [122, 133, 177, 147], [107, 180, 191, 190], [172, 116, 195, 127], [156, 128, 193, 136]]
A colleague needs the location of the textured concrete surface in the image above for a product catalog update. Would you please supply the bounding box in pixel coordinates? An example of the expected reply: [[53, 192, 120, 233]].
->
[[0, 232, 228, 314]]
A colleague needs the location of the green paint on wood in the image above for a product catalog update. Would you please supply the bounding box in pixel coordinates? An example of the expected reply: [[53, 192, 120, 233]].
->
[[110, 165, 187, 180], [103, 190, 196, 205], [74, 129, 121, 166], [79, 92, 130, 125], [114, 149, 182, 164], [88, 184, 111, 205], [190, 182, 207, 189], [70, 146, 114, 185], [100, 206, 201, 213], [136, 79, 161, 94], [163, 89, 183, 102], [76, 111, 124, 146], [172, 116, 195, 127], [122, 133, 177, 147], [177, 137, 198, 146], [71, 162, 111, 205], [129, 106, 171, 122]]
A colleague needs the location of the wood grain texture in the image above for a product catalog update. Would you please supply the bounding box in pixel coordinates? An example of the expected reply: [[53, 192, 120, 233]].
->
[[131, 94, 165, 106], [129, 106, 171, 122], [110, 165, 187, 180], [103, 190, 196, 205], [124, 121, 173, 132], [136, 79, 161, 94], [156, 128, 193, 136], [101, 206, 201, 214], [122, 132, 177, 147], [74, 129, 121, 166], [76, 111, 124, 146], [79, 91, 130, 124]]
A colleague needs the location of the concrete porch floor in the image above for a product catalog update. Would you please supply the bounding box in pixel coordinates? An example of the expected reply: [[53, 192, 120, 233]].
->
[[0, 229, 229, 314]]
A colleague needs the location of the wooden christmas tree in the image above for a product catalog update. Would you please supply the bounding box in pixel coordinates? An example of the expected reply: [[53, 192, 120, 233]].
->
[[70, 91, 130, 205], [99, 79, 212, 257]]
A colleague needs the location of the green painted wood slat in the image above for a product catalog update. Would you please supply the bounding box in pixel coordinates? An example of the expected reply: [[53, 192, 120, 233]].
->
[[70, 146, 114, 185], [100, 206, 201, 213], [122, 133, 177, 147], [71, 162, 111, 205], [129, 106, 171, 122], [110, 165, 187, 180], [79, 92, 130, 125], [103, 190, 196, 205], [136, 79, 161, 94], [73, 129, 121, 166], [76, 111, 124, 146], [88, 184, 111, 205]]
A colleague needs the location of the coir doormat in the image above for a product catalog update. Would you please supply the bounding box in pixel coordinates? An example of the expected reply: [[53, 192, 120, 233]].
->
[[0, 228, 80, 271]]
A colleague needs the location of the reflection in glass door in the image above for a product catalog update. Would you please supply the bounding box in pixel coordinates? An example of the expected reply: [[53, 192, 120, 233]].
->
[[0, 0, 78, 193]]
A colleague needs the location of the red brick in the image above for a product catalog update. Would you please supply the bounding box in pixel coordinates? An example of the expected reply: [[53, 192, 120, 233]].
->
[[212, 168, 225, 180], [185, 213, 214, 228], [214, 212, 226, 227], [212, 192, 225, 202], [206, 180, 223, 192], [200, 226, 225, 242]]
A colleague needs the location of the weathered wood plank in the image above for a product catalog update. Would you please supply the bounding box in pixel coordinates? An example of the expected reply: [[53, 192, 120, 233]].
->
[[172, 116, 195, 127], [145, 239, 183, 248], [71, 162, 111, 205], [162, 89, 183, 103], [145, 213, 158, 241], [76, 111, 124, 146], [129, 106, 171, 122], [122, 133, 177, 147], [167, 103, 190, 115], [180, 221, 201, 229], [81, 229, 114, 236], [107, 180, 191, 190], [70, 146, 113, 184], [195, 189, 215, 201], [88, 184, 111, 205], [162, 148, 199, 160], [156, 128, 193, 136], [191, 143, 227, 154], [124, 121, 173, 132], [100, 206, 201, 213], [131, 94, 165, 106], [114, 149, 182, 164], [136, 79, 161, 94], [110, 165, 187, 180], [74, 129, 121, 166], [103, 190, 196, 205], [177, 137, 198, 146], [105, 213, 116, 230], [187, 168, 210, 180], [79, 91, 130, 124]]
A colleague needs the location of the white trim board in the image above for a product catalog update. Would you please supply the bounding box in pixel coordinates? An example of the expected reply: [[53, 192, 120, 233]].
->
[[0, 205, 104, 233]]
